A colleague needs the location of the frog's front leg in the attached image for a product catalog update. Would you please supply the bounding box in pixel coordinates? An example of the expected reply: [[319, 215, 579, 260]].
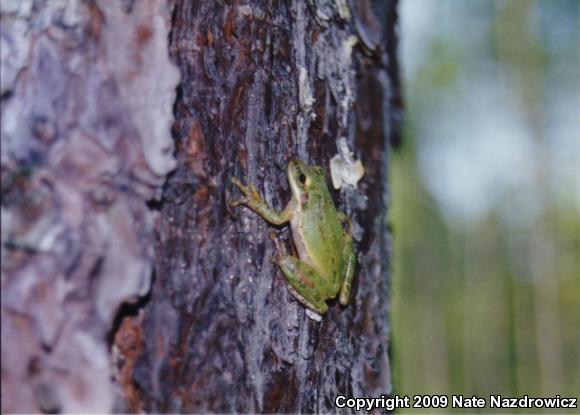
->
[[230, 177, 293, 225], [270, 233, 332, 314]]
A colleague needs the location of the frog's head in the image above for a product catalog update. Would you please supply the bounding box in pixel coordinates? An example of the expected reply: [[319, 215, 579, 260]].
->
[[288, 160, 325, 203]]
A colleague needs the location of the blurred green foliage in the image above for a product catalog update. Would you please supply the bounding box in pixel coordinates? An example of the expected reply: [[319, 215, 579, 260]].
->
[[391, 1, 580, 412]]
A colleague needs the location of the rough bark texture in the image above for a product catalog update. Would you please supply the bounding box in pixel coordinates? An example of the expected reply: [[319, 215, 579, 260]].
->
[[1, 0, 399, 413], [1, 1, 178, 412], [122, 1, 398, 413]]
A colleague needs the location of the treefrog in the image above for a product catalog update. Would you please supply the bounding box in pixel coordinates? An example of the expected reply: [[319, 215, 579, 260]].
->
[[229, 160, 355, 318]]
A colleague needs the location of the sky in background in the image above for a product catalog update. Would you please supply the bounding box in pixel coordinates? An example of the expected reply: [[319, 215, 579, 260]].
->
[[400, 0, 579, 227]]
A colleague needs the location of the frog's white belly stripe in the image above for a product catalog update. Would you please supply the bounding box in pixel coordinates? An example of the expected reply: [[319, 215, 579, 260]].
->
[[290, 216, 318, 270]]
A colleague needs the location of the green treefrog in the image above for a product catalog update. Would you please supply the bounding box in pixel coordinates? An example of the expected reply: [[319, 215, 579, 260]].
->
[[229, 160, 355, 317]]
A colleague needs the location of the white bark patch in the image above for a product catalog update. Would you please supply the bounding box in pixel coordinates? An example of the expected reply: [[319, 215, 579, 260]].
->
[[330, 137, 365, 189], [298, 65, 315, 112]]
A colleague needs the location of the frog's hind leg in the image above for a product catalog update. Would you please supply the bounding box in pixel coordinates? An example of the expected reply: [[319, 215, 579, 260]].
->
[[276, 255, 329, 315], [285, 285, 323, 321], [269, 232, 332, 314], [339, 236, 356, 305]]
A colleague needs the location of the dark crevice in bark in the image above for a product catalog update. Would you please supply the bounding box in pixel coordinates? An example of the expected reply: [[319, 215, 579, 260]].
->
[[106, 278, 153, 350]]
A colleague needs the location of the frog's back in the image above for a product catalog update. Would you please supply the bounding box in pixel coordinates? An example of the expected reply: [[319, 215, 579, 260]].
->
[[295, 188, 345, 282]]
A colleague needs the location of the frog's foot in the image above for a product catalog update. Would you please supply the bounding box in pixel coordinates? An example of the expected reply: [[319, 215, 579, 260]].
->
[[229, 177, 263, 207], [229, 178, 292, 225]]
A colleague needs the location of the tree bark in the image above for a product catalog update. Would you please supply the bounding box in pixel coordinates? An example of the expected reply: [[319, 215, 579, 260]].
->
[[123, 1, 399, 413], [1, 1, 178, 413], [1, 0, 399, 413]]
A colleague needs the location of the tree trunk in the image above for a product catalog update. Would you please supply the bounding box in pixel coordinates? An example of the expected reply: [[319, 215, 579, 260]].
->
[[1, 0, 399, 413], [1, 1, 178, 413]]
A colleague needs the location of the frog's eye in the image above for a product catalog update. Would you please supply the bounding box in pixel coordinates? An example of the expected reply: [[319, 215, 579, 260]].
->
[[298, 173, 307, 185]]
